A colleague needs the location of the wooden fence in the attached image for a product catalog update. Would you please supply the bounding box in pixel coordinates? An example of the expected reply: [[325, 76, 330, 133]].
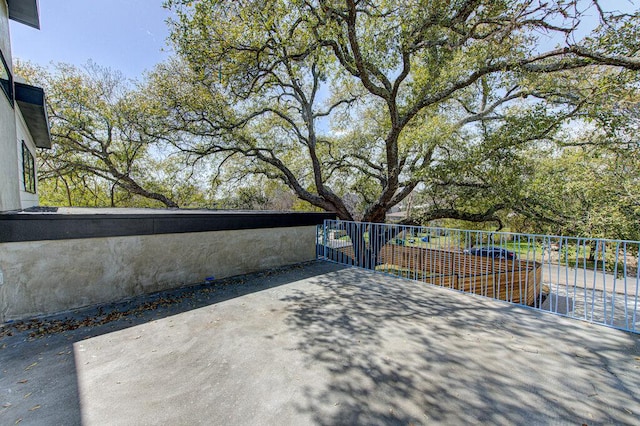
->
[[373, 245, 542, 306]]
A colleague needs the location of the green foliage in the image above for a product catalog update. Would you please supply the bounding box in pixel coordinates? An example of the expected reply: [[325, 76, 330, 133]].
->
[[16, 61, 211, 208], [522, 145, 640, 240], [161, 0, 640, 225], [16, 1, 640, 242]]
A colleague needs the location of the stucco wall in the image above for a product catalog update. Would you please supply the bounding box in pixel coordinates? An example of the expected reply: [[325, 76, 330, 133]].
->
[[0, 1, 21, 212], [0, 225, 318, 322], [0, 1, 10, 56]]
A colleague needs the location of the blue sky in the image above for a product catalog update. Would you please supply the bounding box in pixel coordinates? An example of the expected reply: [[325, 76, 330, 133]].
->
[[10, 0, 173, 79]]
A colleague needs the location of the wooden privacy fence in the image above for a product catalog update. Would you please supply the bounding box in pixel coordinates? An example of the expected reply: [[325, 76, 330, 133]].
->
[[332, 244, 542, 306]]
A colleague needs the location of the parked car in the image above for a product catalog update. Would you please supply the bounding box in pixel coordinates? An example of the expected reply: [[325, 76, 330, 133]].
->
[[464, 246, 517, 260]]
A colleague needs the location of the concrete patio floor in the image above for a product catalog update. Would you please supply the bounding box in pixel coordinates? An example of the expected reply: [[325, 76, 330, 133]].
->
[[1, 261, 640, 425]]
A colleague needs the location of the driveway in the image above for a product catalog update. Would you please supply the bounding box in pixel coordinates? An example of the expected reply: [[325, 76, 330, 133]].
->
[[542, 263, 638, 295]]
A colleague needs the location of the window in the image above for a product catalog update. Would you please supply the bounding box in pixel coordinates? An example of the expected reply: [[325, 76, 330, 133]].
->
[[0, 50, 13, 106], [22, 142, 36, 194]]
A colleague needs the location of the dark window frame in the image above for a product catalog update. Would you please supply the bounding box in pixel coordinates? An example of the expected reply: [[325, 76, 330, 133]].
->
[[0, 49, 14, 107], [22, 141, 36, 194]]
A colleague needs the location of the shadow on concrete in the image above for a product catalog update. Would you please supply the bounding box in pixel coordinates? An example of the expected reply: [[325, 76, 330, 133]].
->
[[280, 268, 640, 425], [0, 261, 337, 425], [3, 261, 639, 424]]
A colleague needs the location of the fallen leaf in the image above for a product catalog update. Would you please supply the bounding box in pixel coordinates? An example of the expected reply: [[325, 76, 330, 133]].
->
[[23, 393, 32, 399], [15, 419, 22, 424], [17, 379, 28, 384], [24, 363, 37, 371], [29, 405, 40, 411]]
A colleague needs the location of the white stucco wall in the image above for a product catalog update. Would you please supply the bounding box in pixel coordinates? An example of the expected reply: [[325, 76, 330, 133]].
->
[[0, 1, 21, 212], [16, 106, 39, 208], [0, 1, 9, 55], [0, 225, 318, 322]]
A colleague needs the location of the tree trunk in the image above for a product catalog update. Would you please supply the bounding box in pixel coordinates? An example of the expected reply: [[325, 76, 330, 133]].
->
[[339, 221, 403, 269], [588, 240, 598, 262]]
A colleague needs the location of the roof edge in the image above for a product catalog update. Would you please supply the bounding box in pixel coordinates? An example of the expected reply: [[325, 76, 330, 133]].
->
[[7, 0, 41, 30], [15, 81, 51, 148]]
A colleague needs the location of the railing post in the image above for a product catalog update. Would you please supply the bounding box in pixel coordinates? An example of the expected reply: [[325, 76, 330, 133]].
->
[[323, 220, 328, 261]]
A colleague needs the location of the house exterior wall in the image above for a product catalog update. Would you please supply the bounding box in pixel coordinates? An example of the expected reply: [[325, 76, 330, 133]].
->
[[0, 225, 319, 322], [16, 106, 38, 208], [0, 2, 9, 55], [0, 1, 21, 212]]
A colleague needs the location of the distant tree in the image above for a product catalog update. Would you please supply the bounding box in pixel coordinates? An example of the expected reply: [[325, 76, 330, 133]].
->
[[17, 61, 206, 208], [521, 142, 640, 241], [216, 186, 269, 210]]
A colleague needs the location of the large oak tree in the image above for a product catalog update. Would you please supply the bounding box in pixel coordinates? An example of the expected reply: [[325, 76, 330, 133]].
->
[[161, 0, 639, 223]]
